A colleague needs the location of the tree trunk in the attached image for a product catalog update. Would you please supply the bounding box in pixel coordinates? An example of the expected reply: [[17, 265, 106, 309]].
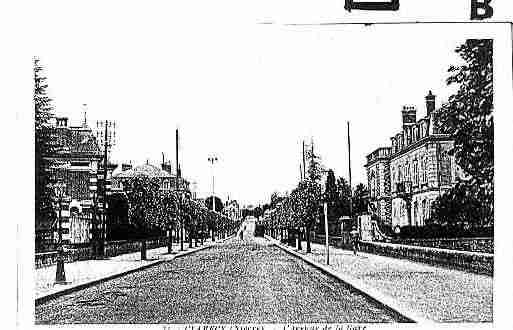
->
[[180, 222, 184, 251], [288, 228, 294, 246], [140, 240, 147, 260], [297, 228, 302, 250], [167, 226, 173, 254], [306, 224, 311, 253], [189, 227, 193, 248]]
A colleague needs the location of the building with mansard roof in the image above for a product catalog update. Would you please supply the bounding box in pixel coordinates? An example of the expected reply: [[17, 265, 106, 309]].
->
[[111, 162, 190, 193], [365, 91, 461, 231], [37, 116, 104, 247]]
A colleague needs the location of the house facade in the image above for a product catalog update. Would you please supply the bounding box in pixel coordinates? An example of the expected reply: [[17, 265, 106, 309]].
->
[[111, 163, 189, 193], [365, 91, 460, 231], [39, 116, 104, 246]]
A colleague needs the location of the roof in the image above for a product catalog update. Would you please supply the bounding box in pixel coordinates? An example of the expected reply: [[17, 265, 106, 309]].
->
[[113, 164, 173, 179], [54, 127, 102, 157]]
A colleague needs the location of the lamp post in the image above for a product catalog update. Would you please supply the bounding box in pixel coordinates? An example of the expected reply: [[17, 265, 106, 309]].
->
[[90, 190, 100, 257], [208, 154, 218, 241], [54, 183, 67, 284]]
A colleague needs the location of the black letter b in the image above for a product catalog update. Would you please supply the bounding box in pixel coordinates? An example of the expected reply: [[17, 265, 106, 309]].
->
[[471, 0, 494, 20]]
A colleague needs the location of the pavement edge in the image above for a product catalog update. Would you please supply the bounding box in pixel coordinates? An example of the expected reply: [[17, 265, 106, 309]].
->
[[35, 237, 233, 306], [265, 235, 434, 324]]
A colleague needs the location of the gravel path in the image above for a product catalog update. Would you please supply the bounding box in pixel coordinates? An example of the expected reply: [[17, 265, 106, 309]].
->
[[35, 235, 406, 324]]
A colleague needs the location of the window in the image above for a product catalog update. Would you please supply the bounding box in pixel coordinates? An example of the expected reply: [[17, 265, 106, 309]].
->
[[439, 151, 452, 185], [413, 160, 419, 186], [370, 171, 376, 198], [422, 200, 427, 225], [413, 201, 418, 226], [423, 157, 429, 183]]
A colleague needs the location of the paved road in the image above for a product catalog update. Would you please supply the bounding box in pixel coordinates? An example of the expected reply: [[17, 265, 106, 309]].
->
[[35, 224, 406, 324]]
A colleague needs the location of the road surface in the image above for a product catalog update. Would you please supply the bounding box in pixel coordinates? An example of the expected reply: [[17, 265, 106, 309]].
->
[[35, 222, 406, 324]]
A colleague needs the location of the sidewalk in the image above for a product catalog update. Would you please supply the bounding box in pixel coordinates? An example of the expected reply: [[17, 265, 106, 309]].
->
[[35, 237, 231, 302], [269, 238, 492, 323]]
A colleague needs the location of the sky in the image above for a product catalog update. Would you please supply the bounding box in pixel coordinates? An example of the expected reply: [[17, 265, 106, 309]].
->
[[33, 1, 504, 206]]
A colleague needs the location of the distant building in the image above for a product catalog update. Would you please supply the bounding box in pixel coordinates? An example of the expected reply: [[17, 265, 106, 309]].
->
[[223, 199, 241, 221], [38, 116, 103, 246], [365, 91, 461, 230], [111, 163, 189, 193]]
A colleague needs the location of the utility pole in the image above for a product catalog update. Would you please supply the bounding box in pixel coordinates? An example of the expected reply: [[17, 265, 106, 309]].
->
[[176, 128, 183, 251], [324, 202, 329, 265], [164, 150, 172, 254], [95, 119, 115, 258], [303, 140, 306, 180], [347, 121, 354, 233], [100, 120, 108, 258]]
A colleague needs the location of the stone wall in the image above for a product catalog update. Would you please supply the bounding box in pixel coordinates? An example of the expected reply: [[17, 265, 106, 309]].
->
[[391, 237, 493, 254], [311, 233, 352, 250], [359, 241, 493, 275], [35, 236, 168, 269]]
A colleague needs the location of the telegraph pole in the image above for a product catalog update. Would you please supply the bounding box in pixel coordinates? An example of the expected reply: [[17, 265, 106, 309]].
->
[[347, 121, 354, 232], [100, 120, 108, 258], [95, 119, 115, 258], [303, 140, 306, 180], [165, 151, 173, 254]]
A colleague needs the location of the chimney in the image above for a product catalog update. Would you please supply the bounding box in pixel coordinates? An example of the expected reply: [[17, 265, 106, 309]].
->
[[401, 105, 417, 129], [82, 103, 88, 127], [56, 117, 68, 127], [425, 90, 436, 116]]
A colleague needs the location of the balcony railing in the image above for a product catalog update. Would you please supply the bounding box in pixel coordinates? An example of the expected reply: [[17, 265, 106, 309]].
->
[[366, 147, 391, 163]]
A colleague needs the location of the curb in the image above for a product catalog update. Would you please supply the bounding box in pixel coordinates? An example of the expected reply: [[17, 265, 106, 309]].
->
[[35, 238, 231, 306], [265, 235, 434, 324]]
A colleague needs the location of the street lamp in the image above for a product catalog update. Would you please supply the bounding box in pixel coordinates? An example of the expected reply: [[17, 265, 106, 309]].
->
[[90, 190, 101, 258], [207, 155, 218, 211], [54, 182, 67, 284], [208, 155, 218, 241]]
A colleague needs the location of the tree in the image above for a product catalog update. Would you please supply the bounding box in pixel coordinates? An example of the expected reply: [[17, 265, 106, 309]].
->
[[253, 206, 263, 220], [205, 196, 224, 213], [431, 183, 487, 229], [336, 177, 352, 216], [301, 139, 325, 251], [434, 39, 494, 227], [305, 140, 325, 183], [270, 192, 284, 208], [324, 169, 338, 204], [323, 170, 344, 234], [352, 183, 369, 215], [126, 176, 164, 259], [297, 180, 322, 252], [126, 177, 161, 235], [34, 57, 60, 249]]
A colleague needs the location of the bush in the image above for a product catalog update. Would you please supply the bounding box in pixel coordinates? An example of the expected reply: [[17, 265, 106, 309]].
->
[[395, 224, 493, 239], [108, 224, 165, 241]]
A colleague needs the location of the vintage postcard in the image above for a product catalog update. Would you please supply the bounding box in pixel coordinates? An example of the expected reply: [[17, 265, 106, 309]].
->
[[13, 1, 513, 330]]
